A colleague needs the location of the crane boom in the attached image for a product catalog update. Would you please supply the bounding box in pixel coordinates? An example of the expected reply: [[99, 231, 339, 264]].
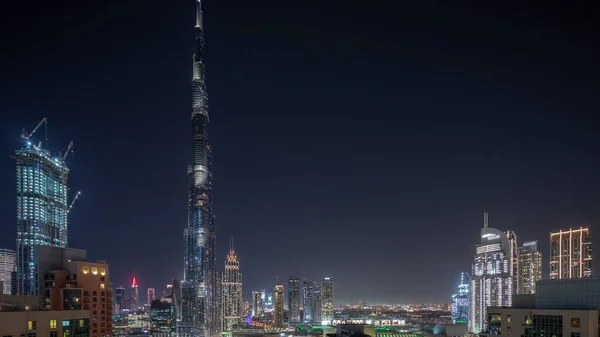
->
[[63, 141, 74, 161], [67, 191, 81, 213], [22, 117, 47, 140]]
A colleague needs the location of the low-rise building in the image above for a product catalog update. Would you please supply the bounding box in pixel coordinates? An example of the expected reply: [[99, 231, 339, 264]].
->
[[0, 294, 89, 337]]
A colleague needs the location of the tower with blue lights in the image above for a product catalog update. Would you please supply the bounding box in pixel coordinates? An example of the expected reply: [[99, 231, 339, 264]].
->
[[14, 119, 74, 296], [181, 0, 220, 336], [451, 272, 469, 325]]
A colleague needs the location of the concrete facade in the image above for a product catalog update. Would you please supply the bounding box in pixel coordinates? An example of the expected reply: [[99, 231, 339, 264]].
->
[[484, 307, 599, 337]]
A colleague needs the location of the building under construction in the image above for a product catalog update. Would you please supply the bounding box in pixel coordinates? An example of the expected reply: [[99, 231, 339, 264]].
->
[[14, 118, 78, 296]]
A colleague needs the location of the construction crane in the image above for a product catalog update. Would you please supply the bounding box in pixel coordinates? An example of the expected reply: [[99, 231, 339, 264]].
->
[[22, 117, 47, 142], [62, 141, 74, 161], [67, 191, 82, 214]]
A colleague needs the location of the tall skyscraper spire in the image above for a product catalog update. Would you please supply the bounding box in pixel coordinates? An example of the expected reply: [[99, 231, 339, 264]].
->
[[182, 0, 219, 336]]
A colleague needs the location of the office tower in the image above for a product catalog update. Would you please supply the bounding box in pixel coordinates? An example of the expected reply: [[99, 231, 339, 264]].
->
[[115, 286, 125, 311], [221, 240, 242, 332], [0, 249, 15, 295], [518, 241, 542, 294], [14, 120, 75, 296], [148, 287, 156, 305], [469, 213, 512, 334], [302, 280, 319, 323], [550, 227, 592, 279], [451, 272, 469, 325], [131, 272, 139, 310], [181, 0, 219, 336], [37, 246, 112, 337], [252, 291, 263, 317], [321, 277, 334, 324], [150, 295, 177, 336], [273, 285, 284, 327], [287, 277, 301, 323]]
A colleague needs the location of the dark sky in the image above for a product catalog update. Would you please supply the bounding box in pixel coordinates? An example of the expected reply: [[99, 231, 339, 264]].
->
[[0, 0, 598, 305]]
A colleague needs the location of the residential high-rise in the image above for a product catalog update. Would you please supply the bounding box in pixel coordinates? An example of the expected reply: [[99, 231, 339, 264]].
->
[[451, 272, 469, 325], [37, 246, 112, 337], [302, 280, 318, 323], [505, 230, 519, 293], [0, 249, 15, 295], [221, 239, 242, 332], [550, 227, 592, 279], [288, 277, 301, 323], [148, 287, 156, 305], [273, 285, 284, 328], [252, 291, 262, 317], [182, 0, 219, 336], [321, 278, 334, 324], [131, 272, 139, 310], [469, 213, 512, 334], [518, 241, 542, 294], [14, 121, 74, 296]]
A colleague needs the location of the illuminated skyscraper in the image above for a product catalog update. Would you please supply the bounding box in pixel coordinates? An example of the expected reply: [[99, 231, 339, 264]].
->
[[288, 277, 301, 323], [148, 287, 156, 305], [0, 249, 15, 295], [131, 272, 139, 310], [14, 120, 75, 296], [451, 272, 469, 325], [302, 280, 318, 323], [115, 286, 125, 313], [550, 227, 592, 279], [182, 0, 219, 336], [469, 213, 512, 334], [505, 230, 519, 293], [518, 241, 542, 294], [274, 285, 284, 328], [221, 239, 242, 331], [321, 278, 334, 324], [252, 291, 263, 317]]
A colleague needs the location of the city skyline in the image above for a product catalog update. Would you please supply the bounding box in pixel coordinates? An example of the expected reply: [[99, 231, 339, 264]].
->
[[0, 0, 598, 305]]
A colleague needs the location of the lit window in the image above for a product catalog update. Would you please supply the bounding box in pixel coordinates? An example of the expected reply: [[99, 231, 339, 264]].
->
[[571, 317, 581, 327], [28, 320, 36, 330], [100, 268, 106, 276], [50, 320, 57, 329], [100, 283, 105, 289], [79, 320, 85, 328], [82, 267, 89, 274], [507, 315, 511, 323], [92, 267, 98, 275]]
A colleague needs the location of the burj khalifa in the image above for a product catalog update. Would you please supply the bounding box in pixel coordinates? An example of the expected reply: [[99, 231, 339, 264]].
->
[[181, 1, 220, 337]]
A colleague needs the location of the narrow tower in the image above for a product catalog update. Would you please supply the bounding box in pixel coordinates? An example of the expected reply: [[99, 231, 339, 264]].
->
[[222, 239, 243, 332], [182, 0, 219, 336], [131, 271, 139, 310]]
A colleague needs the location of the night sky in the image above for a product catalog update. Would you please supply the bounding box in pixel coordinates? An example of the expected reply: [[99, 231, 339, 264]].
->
[[0, 1, 598, 305]]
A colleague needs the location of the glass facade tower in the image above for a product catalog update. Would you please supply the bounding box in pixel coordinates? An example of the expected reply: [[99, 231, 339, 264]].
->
[[288, 277, 301, 323], [321, 278, 334, 324], [451, 272, 469, 325], [182, 1, 219, 336], [0, 249, 15, 295], [469, 213, 513, 334], [15, 141, 70, 296], [518, 241, 542, 294]]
